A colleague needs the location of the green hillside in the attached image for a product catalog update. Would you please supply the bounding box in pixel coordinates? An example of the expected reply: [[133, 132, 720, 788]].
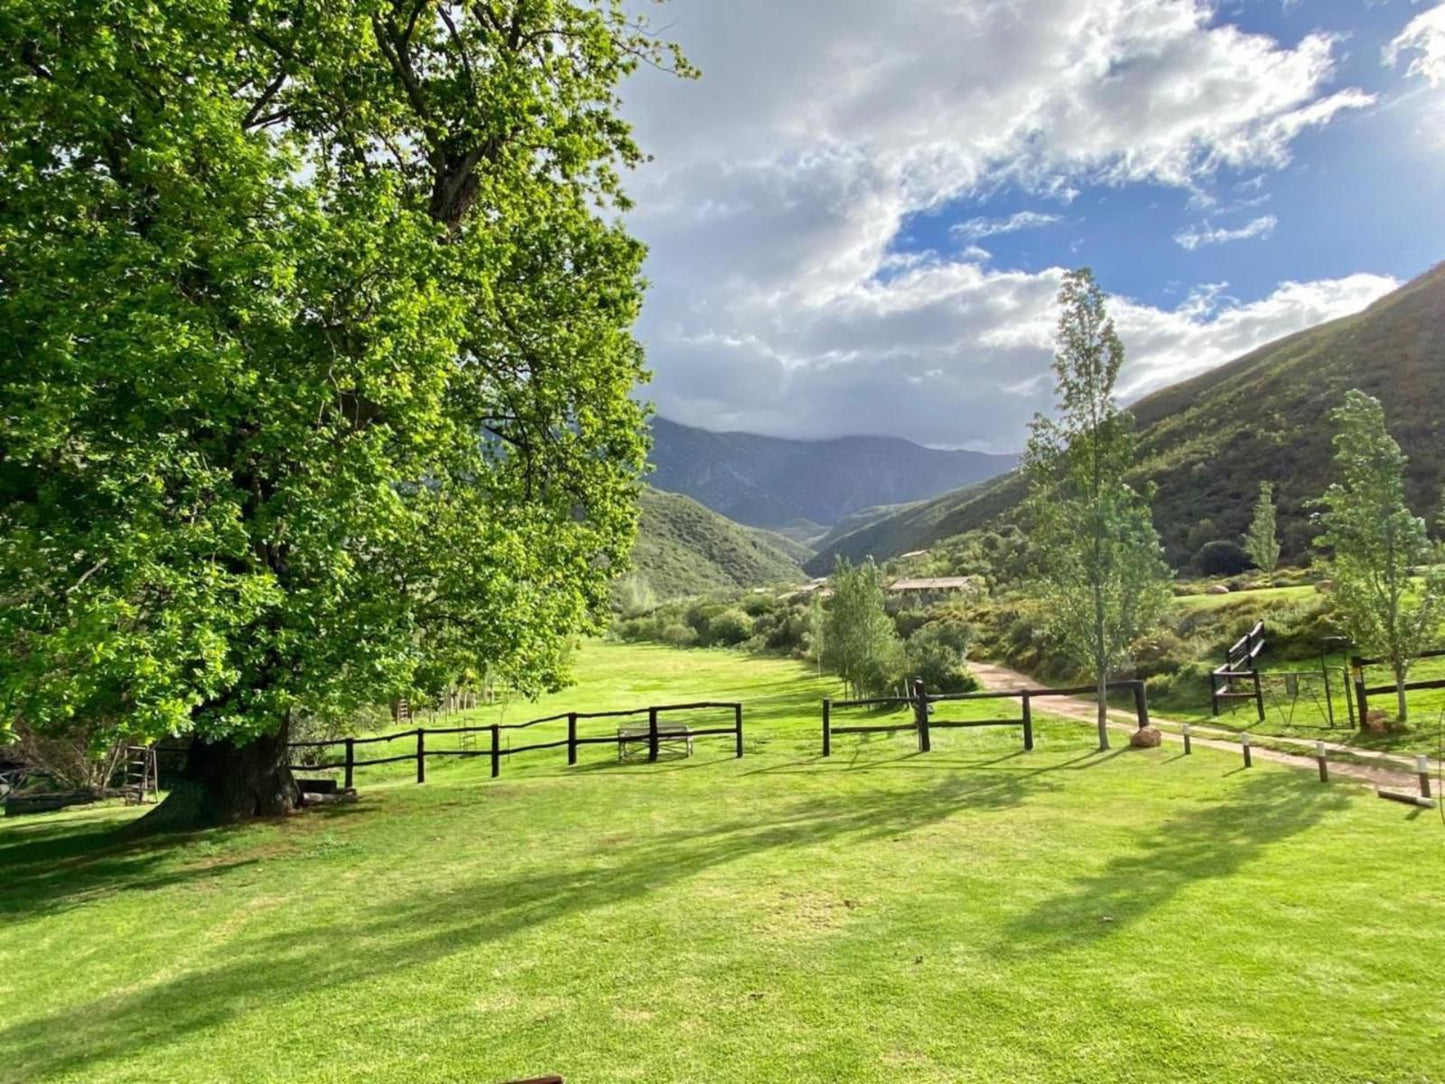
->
[[811, 261, 1445, 571], [630, 488, 806, 599]]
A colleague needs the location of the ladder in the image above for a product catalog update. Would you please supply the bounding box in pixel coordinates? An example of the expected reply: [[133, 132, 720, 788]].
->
[[123, 745, 158, 805]]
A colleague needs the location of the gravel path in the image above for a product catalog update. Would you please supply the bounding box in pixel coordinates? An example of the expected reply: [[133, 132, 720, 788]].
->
[[968, 660, 1438, 796]]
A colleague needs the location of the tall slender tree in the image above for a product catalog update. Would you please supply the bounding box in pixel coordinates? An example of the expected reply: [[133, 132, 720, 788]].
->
[[1243, 481, 1281, 574], [820, 558, 902, 699], [0, 1, 691, 823], [1314, 391, 1444, 723], [1024, 269, 1171, 750]]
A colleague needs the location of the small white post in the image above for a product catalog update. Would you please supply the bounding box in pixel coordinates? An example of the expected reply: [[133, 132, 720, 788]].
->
[[1315, 741, 1328, 783], [1241, 732, 1252, 768], [1417, 755, 1432, 799], [1181, 723, 1192, 755]]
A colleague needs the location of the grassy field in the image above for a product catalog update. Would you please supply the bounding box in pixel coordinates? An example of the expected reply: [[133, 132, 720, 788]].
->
[[3, 642, 1444, 1083]]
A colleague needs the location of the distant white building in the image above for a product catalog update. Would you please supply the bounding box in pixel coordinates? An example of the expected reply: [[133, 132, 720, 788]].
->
[[888, 576, 984, 604]]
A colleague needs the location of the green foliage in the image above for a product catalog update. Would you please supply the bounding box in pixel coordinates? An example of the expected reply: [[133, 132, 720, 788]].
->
[[0, 2, 687, 759], [1313, 390, 1445, 721], [820, 558, 903, 698], [1024, 268, 1171, 747], [1193, 540, 1252, 577], [903, 614, 977, 693], [1243, 481, 1281, 574], [628, 489, 804, 601], [708, 609, 755, 647]]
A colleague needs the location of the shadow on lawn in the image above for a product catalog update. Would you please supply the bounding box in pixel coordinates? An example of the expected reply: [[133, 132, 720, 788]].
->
[[998, 769, 1350, 954], [0, 756, 1086, 1078]]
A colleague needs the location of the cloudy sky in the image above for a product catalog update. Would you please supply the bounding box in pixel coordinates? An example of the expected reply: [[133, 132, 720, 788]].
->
[[617, 0, 1445, 452]]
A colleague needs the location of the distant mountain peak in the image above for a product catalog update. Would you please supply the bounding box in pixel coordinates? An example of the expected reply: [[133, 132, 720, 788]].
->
[[647, 417, 1018, 530]]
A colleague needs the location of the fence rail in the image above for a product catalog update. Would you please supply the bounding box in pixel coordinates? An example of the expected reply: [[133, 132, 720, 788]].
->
[[1350, 650, 1445, 725], [287, 702, 744, 787], [822, 679, 1149, 757], [1211, 621, 1266, 721]]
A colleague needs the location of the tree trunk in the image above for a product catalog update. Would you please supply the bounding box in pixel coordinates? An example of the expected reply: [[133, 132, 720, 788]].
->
[[138, 720, 298, 831], [1395, 662, 1409, 724], [1096, 674, 1110, 751]]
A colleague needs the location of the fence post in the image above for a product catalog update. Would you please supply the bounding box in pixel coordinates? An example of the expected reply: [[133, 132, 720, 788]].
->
[[490, 724, 500, 779], [1241, 732, 1252, 769], [822, 699, 832, 757], [1316, 741, 1328, 783], [344, 737, 355, 789], [648, 706, 659, 762], [1251, 670, 1264, 724], [734, 703, 744, 758], [567, 712, 578, 766], [912, 679, 930, 753], [1351, 657, 1368, 727], [1210, 669, 1220, 717], [1021, 690, 1033, 752], [416, 728, 426, 784], [1132, 681, 1150, 729], [1182, 723, 1192, 756], [1418, 755, 1432, 799]]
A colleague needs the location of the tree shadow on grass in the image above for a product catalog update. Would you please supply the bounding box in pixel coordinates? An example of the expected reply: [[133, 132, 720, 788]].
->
[[0, 803, 370, 920], [0, 767, 1058, 1079], [996, 769, 1350, 955]]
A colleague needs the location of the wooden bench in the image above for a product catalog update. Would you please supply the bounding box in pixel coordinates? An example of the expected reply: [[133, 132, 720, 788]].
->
[[616, 725, 694, 762]]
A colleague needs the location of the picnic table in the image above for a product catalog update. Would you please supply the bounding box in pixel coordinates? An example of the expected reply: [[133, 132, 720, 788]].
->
[[616, 724, 694, 762]]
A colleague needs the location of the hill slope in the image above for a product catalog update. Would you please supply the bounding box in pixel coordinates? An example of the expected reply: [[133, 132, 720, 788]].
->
[[810, 261, 1445, 571], [629, 488, 805, 599], [648, 417, 1016, 529]]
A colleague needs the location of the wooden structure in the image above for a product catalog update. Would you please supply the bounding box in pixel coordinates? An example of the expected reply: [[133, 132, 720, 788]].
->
[[1350, 648, 1445, 727], [287, 701, 744, 785], [1210, 621, 1265, 722], [122, 744, 159, 805], [822, 678, 1150, 756], [616, 722, 694, 762]]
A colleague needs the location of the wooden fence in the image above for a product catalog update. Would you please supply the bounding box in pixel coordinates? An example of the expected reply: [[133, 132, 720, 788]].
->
[[1350, 649, 1445, 727], [287, 702, 745, 786], [821, 678, 1150, 757], [1210, 621, 1266, 721]]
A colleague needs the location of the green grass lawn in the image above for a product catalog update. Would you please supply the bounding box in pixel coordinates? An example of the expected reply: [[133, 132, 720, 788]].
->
[[3, 642, 1444, 1083]]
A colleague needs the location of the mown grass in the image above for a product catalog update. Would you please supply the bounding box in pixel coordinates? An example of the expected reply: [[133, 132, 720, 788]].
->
[[3, 642, 1444, 1084]]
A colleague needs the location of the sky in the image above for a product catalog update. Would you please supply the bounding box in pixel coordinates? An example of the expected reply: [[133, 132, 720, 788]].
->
[[617, 0, 1445, 452]]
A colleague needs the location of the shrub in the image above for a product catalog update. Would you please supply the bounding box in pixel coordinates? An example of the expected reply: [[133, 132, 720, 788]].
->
[[660, 622, 697, 647], [1194, 539, 1253, 576], [708, 608, 755, 647]]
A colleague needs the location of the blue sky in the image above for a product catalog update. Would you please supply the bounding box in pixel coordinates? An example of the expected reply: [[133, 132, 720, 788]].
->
[[620, 0, 1445, 450]]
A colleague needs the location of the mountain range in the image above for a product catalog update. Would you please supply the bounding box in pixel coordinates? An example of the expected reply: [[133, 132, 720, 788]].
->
[[647, 417, 1017, 534], [806, 261, 1445, 573]]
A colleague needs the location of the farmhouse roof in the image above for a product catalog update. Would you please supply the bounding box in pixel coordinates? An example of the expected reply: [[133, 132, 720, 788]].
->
[[889, 576, 977, 591]]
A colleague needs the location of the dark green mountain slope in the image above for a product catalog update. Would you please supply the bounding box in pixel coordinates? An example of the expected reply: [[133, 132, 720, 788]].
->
[[648, 417, 1016, 529], [809, 261, 1445, 571], [630, 488, 805, 599]]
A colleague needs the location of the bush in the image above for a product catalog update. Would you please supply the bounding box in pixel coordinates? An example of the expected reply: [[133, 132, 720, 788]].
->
[[660, 622, 697, 647], [708, 608, 755, 646], [1194, 539, 1253, 576]]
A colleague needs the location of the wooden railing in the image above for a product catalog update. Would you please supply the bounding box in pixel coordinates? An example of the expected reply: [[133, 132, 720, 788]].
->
[[1210, 621, 1265, 721], [287, 701, 745, 786], [821, 678, 1149, 756], [1350, 649, 1445, 726]]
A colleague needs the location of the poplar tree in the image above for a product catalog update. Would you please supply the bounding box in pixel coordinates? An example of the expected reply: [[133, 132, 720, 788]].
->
[[1314, 391, 1444, 723], [1024, 269, 1171, 750], [820, 558, 901, 699], [1243, 481, 1281, 574]]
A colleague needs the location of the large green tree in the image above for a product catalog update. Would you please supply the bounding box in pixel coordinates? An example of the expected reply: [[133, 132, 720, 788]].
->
[[1315, 390, 1444, 723], [1024, 269, 1171, 750], [0, 1, 688, 822]]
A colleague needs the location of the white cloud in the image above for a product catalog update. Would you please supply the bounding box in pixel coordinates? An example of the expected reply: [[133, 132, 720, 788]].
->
[[1385, 3, 1445, 86], [619, 0, 1383, 450], [1173, 214, 1279, 250], [952, 211, 1063, 242]]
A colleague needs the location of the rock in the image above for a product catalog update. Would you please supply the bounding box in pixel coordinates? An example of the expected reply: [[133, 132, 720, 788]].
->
[[1130, 726, 1163, 748], [1206, 584, 1231, 595], [1363, 709, 1390, 733]]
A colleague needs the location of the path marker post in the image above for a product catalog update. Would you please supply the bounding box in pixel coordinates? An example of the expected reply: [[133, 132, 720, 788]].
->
[[1241, 732, 1252, 769]]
